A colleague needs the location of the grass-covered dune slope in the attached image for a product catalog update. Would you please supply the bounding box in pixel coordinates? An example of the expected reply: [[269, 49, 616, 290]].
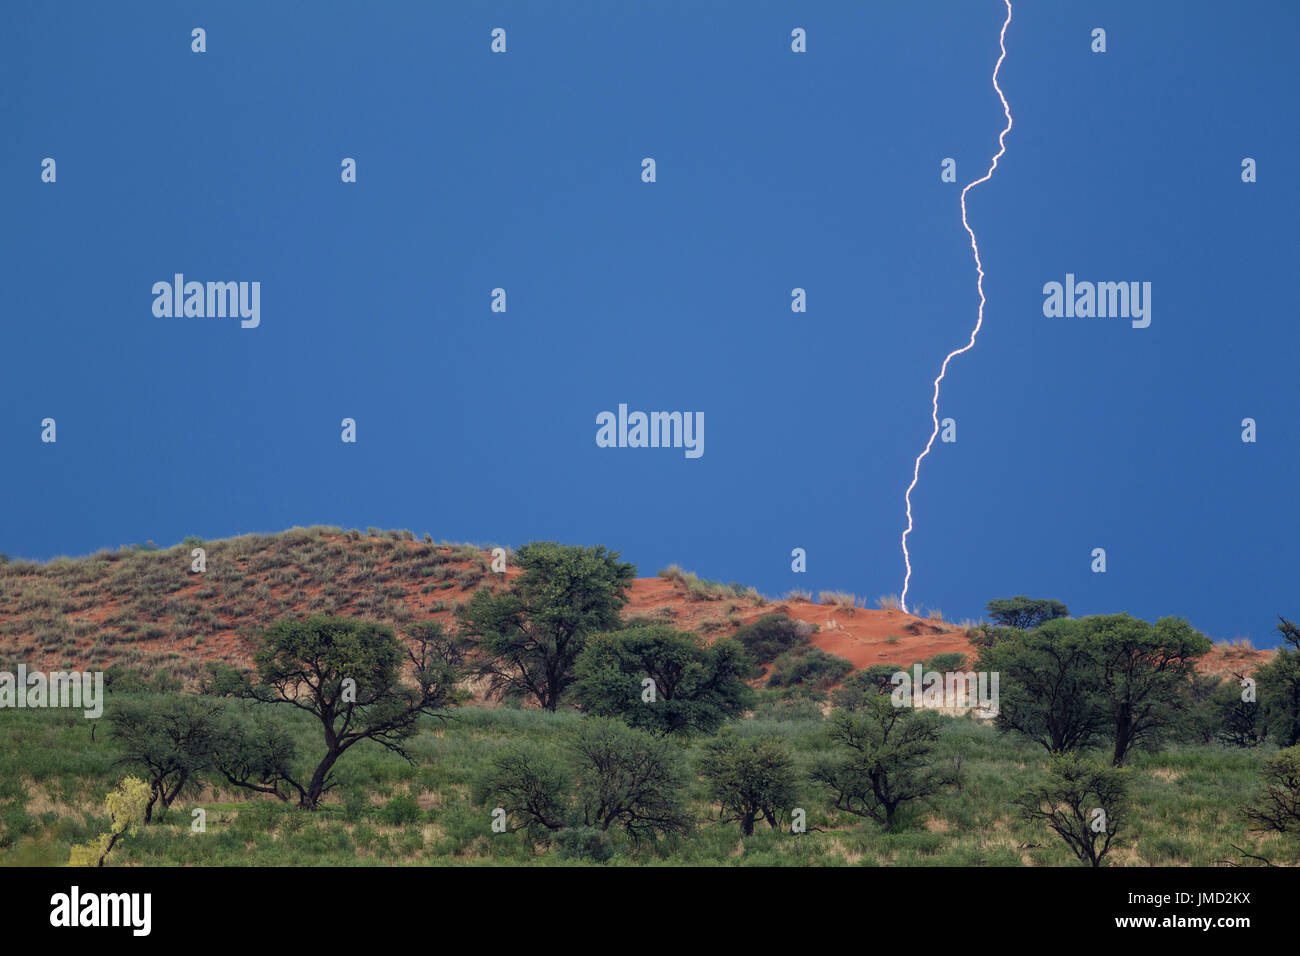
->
[[0, 527, 1294, 867]]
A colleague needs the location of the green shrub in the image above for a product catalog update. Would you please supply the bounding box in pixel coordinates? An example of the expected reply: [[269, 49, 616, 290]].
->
[[379, 792, 424, 826], [341, 788, 370, 823], [832, 665, 904, 709], [766, 646, 853, 691], [919, 652, 968, 673], [731, 614, 811, 669], [573, 627, 752, 736], [553, 826, 614, 862]]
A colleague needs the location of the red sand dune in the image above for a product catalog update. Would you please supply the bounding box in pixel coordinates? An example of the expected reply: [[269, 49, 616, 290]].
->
[[623, 577, 973, 670], [0, 532, 1271, 683]]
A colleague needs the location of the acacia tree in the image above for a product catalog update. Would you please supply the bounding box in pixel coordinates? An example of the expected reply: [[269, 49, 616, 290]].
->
[[212, 709, 299, 802], [570, 718, 692, 842], [985, 596, 1069, 631], [1177, 671, 1226, 745], [248, 615, 463, 809], [573, 627, 752, 736], [108, 696, 226, 821], [981, 614, 1211, 765], [1211, 674, 1263, 748], [1016, 752, 1126, 867], [1256, 617, 1300, 747], [1242, 745, 1300, 836], [832, 665, 907, 709], [476, 744, 571, 839], [477, 718, 692, 846], [811, 694, 953, 830], [698, 730, 797, 836], [1088, 614, 1210, 765], [456, 542, 636, 711], [976, 619, 1106, 754]]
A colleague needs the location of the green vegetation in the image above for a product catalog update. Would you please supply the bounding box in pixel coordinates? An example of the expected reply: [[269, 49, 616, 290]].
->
[[246, 615, 463, 809], [811, 694, 953, 830], [67, 776, 150, 867], [1254, 617, 1300, 746], [1242, 745, 1300, 837], [730, 613, 812, 675], [476, 717, 691, 849], [108, 696, 227, 821], [0, 532, 1294, 867], [572, 626, 751, 736], [1, 686, 1295, 866], [833, 666, 906, 707], [977, 613, 1212, 765], [456, 542, 635, 711], [1015, 752, 1126, 867], [698, 730, 797, 836], [766, 645, 853, 691], [985, 595, 1070, 631]]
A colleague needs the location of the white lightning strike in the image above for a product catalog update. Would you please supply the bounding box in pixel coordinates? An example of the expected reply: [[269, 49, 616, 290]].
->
[[901, 0, 1013, 615]]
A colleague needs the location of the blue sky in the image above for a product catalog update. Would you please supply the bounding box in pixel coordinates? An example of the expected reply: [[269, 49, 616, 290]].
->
[[3, 1, 1297, 647]]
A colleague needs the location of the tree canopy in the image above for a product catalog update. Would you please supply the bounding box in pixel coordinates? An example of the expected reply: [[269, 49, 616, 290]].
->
[[456, 542, 636, 710], [812, 694, 953, 830], [985, 595, 1069, 631], [698, 730, 797, 836], [573, 626, 752, 736], [978, 613, 1210, 765], [248, 614, 463, 808]]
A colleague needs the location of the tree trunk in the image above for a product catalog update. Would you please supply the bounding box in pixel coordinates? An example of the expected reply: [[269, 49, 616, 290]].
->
[[1112, 714, 1131, 766], [161, 771, 188, 809], [144, 786, 160, 823], [300, 749, 343, 810]]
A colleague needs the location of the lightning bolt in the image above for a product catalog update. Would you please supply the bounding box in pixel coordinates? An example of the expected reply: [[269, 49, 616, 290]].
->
[[901, 0, 1013, 615]]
